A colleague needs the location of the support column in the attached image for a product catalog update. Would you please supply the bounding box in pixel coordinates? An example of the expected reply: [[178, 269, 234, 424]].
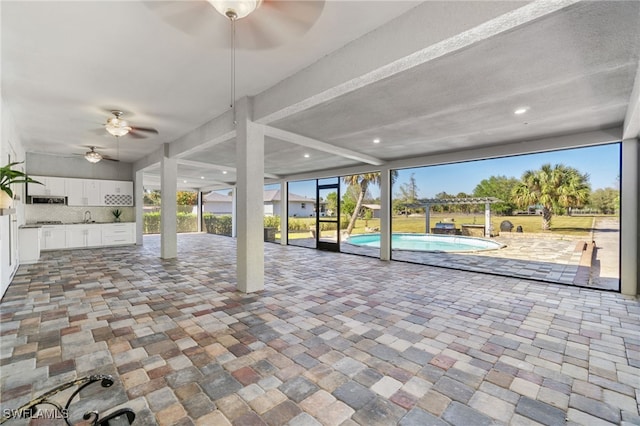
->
[[621, 138, 638, 296], [134, 169, 144, 245], [231, 187, 237, 238], [425, 205, 431, 234], [280, 180, 288, 246], [379, 167, 391, 261], [484, 202, 491, 237], [236, 98, 265, 293], [197, 190, 203, 233], [160, 144, 177, 259]]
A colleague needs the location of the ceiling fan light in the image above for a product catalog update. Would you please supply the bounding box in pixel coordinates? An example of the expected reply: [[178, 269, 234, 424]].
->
[[208, 0, 262, 19], [105, 118, 132, 137], [85, 150, 103, 163]]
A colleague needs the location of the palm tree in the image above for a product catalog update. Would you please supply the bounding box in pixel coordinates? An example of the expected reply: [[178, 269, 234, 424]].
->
[[342, 171, 397, 235], [512, 163, 590, 230]]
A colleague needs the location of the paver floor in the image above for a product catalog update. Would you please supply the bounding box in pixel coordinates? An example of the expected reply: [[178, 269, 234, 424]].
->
[[1, 233, 638, 425]]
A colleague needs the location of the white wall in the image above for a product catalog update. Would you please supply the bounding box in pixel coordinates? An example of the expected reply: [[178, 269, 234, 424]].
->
[[26, 152, 133, 181], [1, 99, 27, 298], [287, 201, 313, 217]]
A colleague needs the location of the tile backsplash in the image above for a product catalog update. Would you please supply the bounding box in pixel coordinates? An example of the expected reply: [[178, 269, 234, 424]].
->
[[25, 205, 135, 224]]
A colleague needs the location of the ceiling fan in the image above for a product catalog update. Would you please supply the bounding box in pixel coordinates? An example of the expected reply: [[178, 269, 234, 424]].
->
[[104, 110, 159, 139], [77, 147, 118, 164], [146, 0, 325, 50]]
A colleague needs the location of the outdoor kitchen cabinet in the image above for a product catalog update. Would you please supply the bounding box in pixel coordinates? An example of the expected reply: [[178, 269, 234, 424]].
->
[[66, 224, 102, 248], [28, 176, 67, 197], [100, 180, 134, 206], [67, 179, 101, 206], [41, 225, 66, 250], [101, 223, 135, 246]]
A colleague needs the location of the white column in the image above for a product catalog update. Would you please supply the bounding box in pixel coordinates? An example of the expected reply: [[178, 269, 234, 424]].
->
[[231, 186, 237, 238], [197, 190, 203, 233], [484, 202, 491, 237], [621, 139, 638, 296], [280, 180, 288, 246], [236, 98, 265, 293], [134, 169, 144, 245], [160, 144, 177, 259], [379, 167, 391, 261]]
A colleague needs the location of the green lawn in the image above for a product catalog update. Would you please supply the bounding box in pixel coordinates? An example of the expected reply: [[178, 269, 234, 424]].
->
[[281, 213, 606, 239]]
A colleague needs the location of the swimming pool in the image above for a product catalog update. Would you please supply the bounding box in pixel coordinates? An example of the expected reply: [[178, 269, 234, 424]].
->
[[346, 233, 504, 252]]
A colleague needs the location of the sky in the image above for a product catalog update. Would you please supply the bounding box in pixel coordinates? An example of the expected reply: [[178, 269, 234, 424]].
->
[[261, 143, 621, 199]]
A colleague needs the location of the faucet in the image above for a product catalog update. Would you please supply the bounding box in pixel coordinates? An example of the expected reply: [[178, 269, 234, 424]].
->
[[84, 211, 92, 223]]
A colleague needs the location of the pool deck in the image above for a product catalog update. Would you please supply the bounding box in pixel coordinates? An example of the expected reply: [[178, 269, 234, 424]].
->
[[290, 223, 619, 291]]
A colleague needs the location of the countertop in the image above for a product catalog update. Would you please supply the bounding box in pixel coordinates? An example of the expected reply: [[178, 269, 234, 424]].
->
[[21, 221, 134, 228]]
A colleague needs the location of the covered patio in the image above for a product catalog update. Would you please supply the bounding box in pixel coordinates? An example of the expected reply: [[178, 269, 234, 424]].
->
[[1, 233, 638, 425]]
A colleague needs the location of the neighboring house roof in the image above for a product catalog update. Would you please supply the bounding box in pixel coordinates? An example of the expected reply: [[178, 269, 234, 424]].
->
[[362, 204, 381, 210], [204, 192, 232, 202], [204, 190, 315, 203]]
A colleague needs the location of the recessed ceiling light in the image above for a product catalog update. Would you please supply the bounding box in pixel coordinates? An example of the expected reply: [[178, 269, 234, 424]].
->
[[304, 154, 310, 158], [514, 107, 529, 115], [183, 180, 187, 183], [373, 138, 381, 144], [200, 176, 205, 179], [222, 171, 228, 174]]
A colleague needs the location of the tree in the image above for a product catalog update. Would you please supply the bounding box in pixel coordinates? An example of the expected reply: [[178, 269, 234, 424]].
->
[[589, 187, 619, 214], [473, 175, 519, 215], [177, 191, 197, 206], [396, 173, 420, 215], [511, 164, 590, 230], [325, 192, 338, 216], [342, 171, 398, 235]]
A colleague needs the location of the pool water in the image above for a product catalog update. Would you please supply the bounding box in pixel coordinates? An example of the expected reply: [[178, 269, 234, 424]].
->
[[346, 233, 503, 252]]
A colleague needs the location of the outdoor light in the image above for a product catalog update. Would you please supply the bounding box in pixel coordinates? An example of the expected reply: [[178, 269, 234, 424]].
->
[[373, 138, 381, 144], [514, 107, 529, 115]]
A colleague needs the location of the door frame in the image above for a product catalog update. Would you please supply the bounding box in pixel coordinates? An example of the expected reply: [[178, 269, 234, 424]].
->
[[316, 182, 340, 252]]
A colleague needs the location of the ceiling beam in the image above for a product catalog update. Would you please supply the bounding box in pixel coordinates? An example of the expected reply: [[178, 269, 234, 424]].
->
[[252, 0, 579, 125], [264, 125, 384, 166], [176, 159, 280, 180], [169, 109, 236, 159], [623, 60, 640, 140]]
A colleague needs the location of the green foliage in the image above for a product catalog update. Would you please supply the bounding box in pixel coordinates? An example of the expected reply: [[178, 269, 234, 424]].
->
[[203, 214, 232, 236], [263, 216, 280, 229], [588, 187, 619, 214], [177, 191, 197, 206], [512, 163, 590, 230], [473, 175, 519, 215], [144, 212, 198, 234], [0, 162, 42, 198], [341, 191, 356, 217], [144, 190, 161, 206], [325, 192, 338, 215]]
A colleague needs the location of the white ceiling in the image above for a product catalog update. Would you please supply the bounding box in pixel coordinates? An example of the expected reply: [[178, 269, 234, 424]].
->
[[3, 1, 639, 191]]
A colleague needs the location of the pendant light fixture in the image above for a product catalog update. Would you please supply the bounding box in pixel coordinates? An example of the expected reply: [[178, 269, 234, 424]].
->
[[208, 0, 262, 121]]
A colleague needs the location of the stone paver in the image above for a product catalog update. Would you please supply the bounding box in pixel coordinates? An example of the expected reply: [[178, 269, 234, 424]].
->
[[1, 233, 638, 425]]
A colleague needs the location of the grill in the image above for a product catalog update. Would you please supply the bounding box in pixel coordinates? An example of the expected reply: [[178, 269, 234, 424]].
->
[[434, 222, 456, 230]]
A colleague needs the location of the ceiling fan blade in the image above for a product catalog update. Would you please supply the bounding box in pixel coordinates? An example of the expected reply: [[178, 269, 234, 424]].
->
[[146, 0, 324, 50], [127, 130, 148, 139], [144, 1, 227, 41], [102, 156, 120, 162], [132, 126, 159, 134]]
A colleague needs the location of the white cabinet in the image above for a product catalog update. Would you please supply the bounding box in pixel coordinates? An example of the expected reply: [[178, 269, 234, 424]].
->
[[41, 226, 66, 250], [102, 223, 135, 246], [66, 224, 102, 248], [28, 176, 66, 197], [19, 227, 42, 264], [100, 180, 134, 206], [67, 179, 101, 206]]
